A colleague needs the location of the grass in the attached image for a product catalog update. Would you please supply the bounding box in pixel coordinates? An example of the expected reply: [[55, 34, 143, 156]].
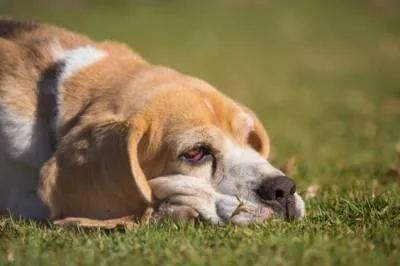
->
[[1, 0, 400, 265]]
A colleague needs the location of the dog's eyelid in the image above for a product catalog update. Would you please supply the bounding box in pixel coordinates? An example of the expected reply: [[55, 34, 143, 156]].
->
[[179, 142, 213, 156]]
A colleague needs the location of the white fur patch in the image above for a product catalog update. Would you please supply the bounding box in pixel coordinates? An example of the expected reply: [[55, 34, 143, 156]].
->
[[224, 138, 273, 167], [52, 44, 107, 82], [294, 192, 306, 218], [0, 108, 34, 158], [218, 138, 283, 195], [0, 108, 52, 167]]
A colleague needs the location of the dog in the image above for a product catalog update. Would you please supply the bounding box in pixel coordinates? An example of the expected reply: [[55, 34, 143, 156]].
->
[[0, 19, 305, 226]]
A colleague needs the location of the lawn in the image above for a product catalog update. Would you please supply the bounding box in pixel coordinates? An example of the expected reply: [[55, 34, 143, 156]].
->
[[1, 1, 400, 265]]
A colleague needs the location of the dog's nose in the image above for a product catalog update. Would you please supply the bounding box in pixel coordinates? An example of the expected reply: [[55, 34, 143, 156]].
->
[[256, 176, 296, 206]]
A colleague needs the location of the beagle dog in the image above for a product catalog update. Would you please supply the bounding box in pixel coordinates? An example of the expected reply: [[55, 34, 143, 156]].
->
[[0, 19, 305, 226]]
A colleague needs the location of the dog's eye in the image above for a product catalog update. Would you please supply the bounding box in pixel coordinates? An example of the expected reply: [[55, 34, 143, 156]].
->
[[181, 147, 210, 163]]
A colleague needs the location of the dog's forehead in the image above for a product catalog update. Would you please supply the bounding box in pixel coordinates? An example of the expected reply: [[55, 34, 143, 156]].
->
[[144, 77, 251, 133]]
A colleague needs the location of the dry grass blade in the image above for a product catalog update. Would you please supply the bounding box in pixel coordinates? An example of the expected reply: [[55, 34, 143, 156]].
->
[[139, 206, 154, 225], [378, 164, 400, 185], [6, 246, 15, 262], [372, 151, 400, 197], [305, 184, 320, 199], [389, 165, 400, 184], [383, 98, 400, 114], [280, 156, 297, 175], [372, 180, 387, 198], [230, 196, 250, 219]]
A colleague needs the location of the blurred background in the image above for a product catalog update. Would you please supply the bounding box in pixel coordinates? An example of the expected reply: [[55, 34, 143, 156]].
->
[[1, 0, 400, 190]]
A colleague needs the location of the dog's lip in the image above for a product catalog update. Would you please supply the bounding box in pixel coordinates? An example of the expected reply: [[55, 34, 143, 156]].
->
[[258, 206, 274, 219]]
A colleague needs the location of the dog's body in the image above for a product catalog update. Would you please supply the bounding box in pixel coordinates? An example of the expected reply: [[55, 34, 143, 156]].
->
[[0, 19, 304, 225]]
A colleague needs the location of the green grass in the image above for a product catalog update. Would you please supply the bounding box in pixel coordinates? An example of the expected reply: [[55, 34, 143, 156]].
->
[[1, 0, 400, 265]]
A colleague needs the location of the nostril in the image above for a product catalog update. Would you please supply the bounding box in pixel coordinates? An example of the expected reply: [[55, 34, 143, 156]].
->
[[275, 189, 284, 199]]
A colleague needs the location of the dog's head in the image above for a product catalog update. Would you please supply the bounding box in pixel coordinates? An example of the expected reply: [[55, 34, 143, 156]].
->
[[123, 66, 305, 224]]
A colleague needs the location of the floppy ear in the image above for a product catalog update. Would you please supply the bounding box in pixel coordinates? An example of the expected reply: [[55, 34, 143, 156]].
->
[[125, 117, 152, 202], [37, 116, 152, 220], [239, 104, 271, 159]]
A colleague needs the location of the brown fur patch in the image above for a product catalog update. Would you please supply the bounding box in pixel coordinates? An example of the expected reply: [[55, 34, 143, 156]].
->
[[0, 18, 39, 39]]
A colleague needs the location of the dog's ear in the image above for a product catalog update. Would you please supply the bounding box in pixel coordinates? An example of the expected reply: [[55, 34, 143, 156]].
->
[[38, 116, 152, 220], [237, 104, 270, 159], [125, 116, 152, 202], [247, 113, 270, 159]]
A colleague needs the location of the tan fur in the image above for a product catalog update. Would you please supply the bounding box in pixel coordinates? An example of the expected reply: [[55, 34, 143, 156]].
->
[[0, 19, 276, 223]]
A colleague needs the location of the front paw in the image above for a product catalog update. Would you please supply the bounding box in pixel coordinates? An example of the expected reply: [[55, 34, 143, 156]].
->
[[152, 202, 199, 223]]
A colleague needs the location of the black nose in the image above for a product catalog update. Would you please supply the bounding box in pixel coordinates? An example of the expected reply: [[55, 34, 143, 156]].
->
[[256, 176, 296, 207]]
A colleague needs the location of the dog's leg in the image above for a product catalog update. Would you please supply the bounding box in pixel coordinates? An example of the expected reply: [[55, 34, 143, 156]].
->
[[0, 102, 53, 220], [7, 192, 49, 220], [0, 154, 49, 220]]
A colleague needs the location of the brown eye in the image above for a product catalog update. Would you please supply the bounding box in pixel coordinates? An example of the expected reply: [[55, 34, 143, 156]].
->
[[181, 147, 210, 163]]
